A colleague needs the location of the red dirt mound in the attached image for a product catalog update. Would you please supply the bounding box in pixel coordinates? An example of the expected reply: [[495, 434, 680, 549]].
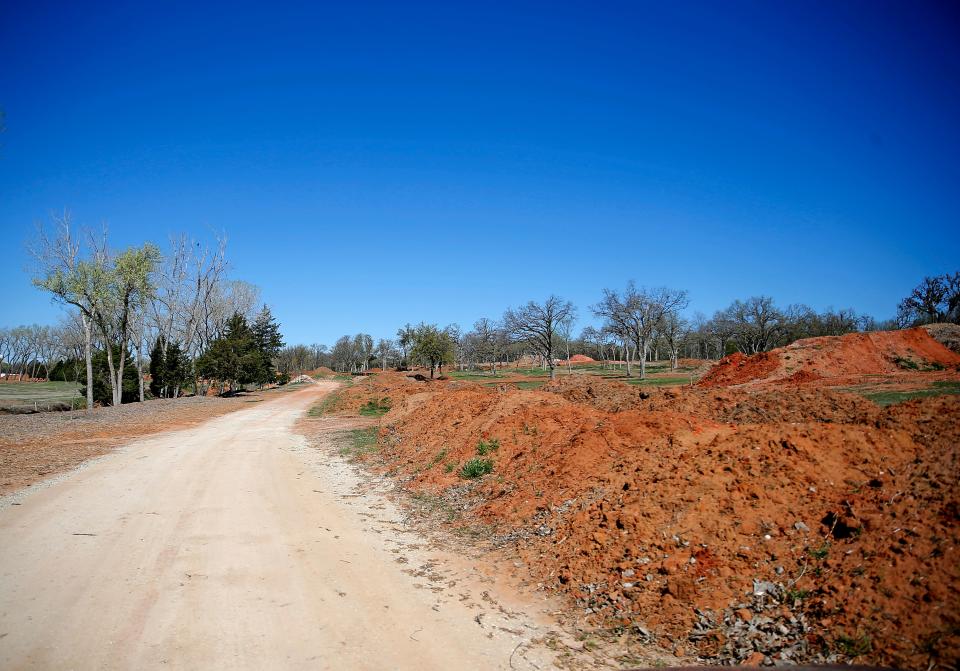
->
[[698, 327, 960, 388], [339, 371, 959, 669], [697, 351, 780, 387], [568, 354, 596, 363]]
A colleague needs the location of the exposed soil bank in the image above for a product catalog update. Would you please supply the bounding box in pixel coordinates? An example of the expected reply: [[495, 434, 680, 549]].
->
[[332, 368, 960, 669]]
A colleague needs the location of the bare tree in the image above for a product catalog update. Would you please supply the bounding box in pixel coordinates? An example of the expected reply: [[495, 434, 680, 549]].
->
[[503, 296, 576, 380], [29, 212, 104, 410], [594, 283, 688, 378]]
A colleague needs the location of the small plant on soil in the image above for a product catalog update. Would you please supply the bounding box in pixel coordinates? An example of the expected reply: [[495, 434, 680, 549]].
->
[[426, 448, 448, 469], [835, 633, 872, 656], [476, 438, 500, 455], [460, 457, 494, 479], [443, 461, 456, 473], [809, 542, 831, 559]]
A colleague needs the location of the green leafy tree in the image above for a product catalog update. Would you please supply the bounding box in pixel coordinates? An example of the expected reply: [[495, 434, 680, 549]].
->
[[410, 323, 456, 379]]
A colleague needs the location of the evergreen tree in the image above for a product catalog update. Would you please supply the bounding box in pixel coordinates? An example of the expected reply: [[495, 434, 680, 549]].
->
[[149, 337, 166, 397], [251, 305, 284, 385], [164, 341, 191, 396], [196, 313, 261, 393]]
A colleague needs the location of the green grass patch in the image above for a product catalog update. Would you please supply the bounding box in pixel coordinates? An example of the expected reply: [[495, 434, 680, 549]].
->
[[339, 427, 379, 459], [449, 370, 506, 380], [514, 381, 546, 390], [308, 390, 343, 416], [860, 380, 960, 406], [460, 457, 494, 479], [359, 396, 392, 417], [0, 381, 81, 405]]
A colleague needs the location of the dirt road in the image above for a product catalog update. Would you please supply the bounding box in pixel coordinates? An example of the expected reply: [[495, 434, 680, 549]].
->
[[0, 383, 555, 670]]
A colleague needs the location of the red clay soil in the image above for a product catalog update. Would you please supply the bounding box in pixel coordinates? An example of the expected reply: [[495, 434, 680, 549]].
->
[[333, 370, 959, 669], [568, 354, 596, 363], [698, 327, 960, 388]]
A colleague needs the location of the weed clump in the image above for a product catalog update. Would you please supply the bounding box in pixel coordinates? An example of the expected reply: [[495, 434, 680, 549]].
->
[[359, 397, 392, 417], [460, 457, 494, 479], [476, 438, 500, 455]]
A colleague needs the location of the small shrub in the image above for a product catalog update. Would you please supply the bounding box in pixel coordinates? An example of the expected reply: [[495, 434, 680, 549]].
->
[[460, 457, 494, 479], [893, 356, 919, 370], [444, 461, 456, 473], [476, 438, 500, 455]]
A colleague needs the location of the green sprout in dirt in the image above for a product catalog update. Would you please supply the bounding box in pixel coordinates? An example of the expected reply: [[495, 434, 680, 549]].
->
[[809, 542, 831, 560], [476, 438, 500, 455], [460, 457, 494, 479]]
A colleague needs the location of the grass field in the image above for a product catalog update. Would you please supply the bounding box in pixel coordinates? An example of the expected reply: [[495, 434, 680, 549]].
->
[[853, 380, 960, 406], [450, 361, 700, 389], [0, 381, 81, 406]]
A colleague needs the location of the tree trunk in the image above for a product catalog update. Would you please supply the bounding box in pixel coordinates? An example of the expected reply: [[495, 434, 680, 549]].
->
[[82, 315, 94, 411], [639, 339, 648, 380]]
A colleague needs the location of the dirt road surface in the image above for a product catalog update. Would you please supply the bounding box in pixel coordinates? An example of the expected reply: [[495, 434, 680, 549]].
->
[[0, 383, 555, 670]]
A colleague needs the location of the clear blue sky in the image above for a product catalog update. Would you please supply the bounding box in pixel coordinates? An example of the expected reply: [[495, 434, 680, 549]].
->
[[2, 1, 958, 345]]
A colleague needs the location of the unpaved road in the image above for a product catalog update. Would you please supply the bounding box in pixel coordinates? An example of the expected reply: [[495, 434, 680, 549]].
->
[[0, 383, 555, 670]]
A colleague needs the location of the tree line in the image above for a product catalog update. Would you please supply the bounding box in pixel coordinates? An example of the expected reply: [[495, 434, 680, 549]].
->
[[275, 271, 959, 381], [17, 212, 285, 409]]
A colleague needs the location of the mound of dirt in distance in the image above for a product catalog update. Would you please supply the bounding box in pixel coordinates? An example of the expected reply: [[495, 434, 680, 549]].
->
[[339, 371, 959, 669], [699, 327, 960, 388], [697, 351, 780, 387], [568, 354, 596, 363]]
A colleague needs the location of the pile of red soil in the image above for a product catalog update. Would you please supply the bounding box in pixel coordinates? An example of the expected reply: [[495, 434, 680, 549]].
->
[[335, 371, 959, 669], [698, 328, 960, 388], [568, 354, 596, 363], [694, 351, 780, 387]]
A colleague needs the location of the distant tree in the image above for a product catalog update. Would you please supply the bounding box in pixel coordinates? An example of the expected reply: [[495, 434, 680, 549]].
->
[[472, 317, 504, 375], [726, 296, 784, 354], [376, 338, 394, 370], [410, 323, 456, 378], [594, 283, 687, 378], [251, 305, 284, 385], [30, 213, 106, 410], [659, 312, 689, 370], [195, 313, 261, 394], [396, 324, 415, 368], [897, 272, 960, 326], [503, 295, 576, 380]]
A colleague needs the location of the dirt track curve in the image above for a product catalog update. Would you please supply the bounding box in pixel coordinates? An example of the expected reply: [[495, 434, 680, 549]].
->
[[0, 383, 553, 670]]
